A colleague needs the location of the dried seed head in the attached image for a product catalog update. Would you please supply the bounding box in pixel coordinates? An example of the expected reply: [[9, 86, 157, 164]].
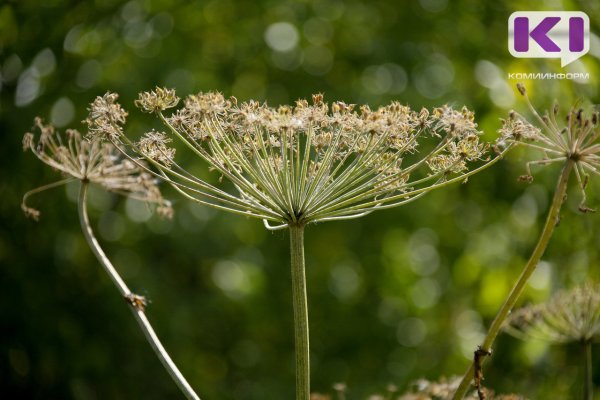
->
[[22, 118, 171, 220], [434, 105, 479, 137], [137, 130, 176, 167], [500, 84, 600, 211], [84, 92, 128, 140], [135, 87, 180, 113], [497, 117, 542, 142], [504, 282, 600, 343], [184, 91, 231, 117], [108, 89, 499, 227]]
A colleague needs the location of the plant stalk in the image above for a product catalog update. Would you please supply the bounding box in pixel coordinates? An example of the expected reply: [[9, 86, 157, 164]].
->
[[289, 223, 310, 400], [584, 339, 593, 400], [453, 160, 574, 399], [78, 182, 201, 400]]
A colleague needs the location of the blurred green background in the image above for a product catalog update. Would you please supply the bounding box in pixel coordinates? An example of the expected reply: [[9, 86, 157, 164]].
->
[[2, 0, 600, 398]]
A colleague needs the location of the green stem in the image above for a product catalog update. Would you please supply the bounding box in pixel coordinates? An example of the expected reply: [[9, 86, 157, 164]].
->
[[584, 340, 593, 400], [289, 224, 310, 400], [453, 160, 574, 400], [77, 182, 201, 400]]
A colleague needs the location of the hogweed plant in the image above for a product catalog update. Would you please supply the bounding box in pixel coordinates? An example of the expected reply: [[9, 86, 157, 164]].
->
[[453, 84, 600, 399], [503, 283, 600, 400], [25, 88, 508, 400], [21, 120, 201, 400], [103, 87, 509, 400]]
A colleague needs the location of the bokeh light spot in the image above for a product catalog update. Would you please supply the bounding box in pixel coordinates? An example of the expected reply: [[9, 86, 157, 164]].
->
[[264, 22, 299, 52], [50, 97, 75, 128]]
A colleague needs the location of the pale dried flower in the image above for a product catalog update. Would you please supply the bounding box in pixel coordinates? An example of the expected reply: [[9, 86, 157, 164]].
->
[[135, 87, 180, 113], [22, 117, 171, 220], [105, 89, 500, 228], [84, 92, 128, 140], [434, 106, 479, 137], [497, 116, 541, 143], [504, 283, 600, 343], [137, 130, 176, 167], [497, 83, 600, 211]]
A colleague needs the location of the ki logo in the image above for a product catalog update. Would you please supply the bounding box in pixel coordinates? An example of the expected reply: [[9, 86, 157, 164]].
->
[[508, 11, 590, 67]]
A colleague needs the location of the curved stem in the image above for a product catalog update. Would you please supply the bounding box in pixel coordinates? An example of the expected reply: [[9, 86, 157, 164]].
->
[[584, 339, 593, 400], [452, 160, 574, 400], [22, 177, 75, 207], [289, 224, 310, 400], [77, 182, 201, 400]]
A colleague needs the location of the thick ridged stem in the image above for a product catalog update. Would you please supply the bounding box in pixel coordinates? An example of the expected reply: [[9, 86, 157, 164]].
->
[[453, 160, 573, 399], [78, 182, 201, 400], [289, 223, 310, 400]]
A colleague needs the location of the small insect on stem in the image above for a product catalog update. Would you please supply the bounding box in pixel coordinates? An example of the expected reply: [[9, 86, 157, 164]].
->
[[125, 293, 148, 312], [473, 346, 492, 400]]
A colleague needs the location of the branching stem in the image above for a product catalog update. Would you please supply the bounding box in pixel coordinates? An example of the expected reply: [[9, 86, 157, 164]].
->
[[77, 182, 201, 400]]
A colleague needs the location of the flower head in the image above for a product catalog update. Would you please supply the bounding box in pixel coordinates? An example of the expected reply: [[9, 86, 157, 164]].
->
[[22, 117, 171, 220], [107, 88, 498, 228], [504, 283, 600, 343], [497, 84, 600, 211], [137, 130, 176, 167], [84, 92, 128, 140], [135, 87, 180, 113]]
